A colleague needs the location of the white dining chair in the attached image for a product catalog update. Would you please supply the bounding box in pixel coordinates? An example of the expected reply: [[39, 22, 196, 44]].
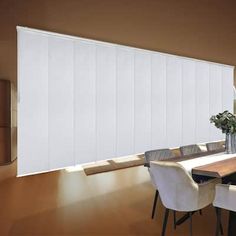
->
[[144, 149, 175, 219], [213, 184, 236, 236], [150, 161, 220, 236]]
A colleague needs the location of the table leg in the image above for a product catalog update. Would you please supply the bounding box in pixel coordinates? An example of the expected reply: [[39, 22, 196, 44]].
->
[[228, 211, 236, 236]]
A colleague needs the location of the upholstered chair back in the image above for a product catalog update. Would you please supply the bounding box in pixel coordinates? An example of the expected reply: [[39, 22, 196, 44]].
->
[[206, 141, 225, 152], [145, 149, 175, 188], [180, 144, 202, 156], [150, 161, 215, 212], [144, 149, 175, 166], [213, 184, 236, 212]]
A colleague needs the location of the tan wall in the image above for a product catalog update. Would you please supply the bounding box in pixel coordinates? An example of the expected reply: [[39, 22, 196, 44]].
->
[[0, 0, 236, 83], [0, 0, 235, 161]]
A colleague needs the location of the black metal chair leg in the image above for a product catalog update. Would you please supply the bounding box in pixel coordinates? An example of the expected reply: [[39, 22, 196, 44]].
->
[[220, 220, 224, 235], [176, 211, 196, 226], [215, 207, 223, 236], [151, 190, 159, 219], [162, 208, 169, 236], [215, 207, 220, 236], [189, 212, 192, 236], [173, 210, 176, 229]]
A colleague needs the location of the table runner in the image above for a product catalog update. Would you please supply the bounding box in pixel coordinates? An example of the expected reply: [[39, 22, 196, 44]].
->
[[178, 153, 236, 174]]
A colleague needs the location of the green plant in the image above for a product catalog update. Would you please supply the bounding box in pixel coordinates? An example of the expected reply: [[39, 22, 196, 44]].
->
[[210, 110, 236, 134]]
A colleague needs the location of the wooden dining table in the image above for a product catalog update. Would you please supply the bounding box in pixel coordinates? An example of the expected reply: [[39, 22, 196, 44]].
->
[[173, 150, 236, 236]]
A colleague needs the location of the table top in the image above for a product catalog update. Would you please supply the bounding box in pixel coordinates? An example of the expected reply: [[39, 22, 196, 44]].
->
[[192, 156, 236, 178], [147, 149, 236, 178], [166, 150, 236, 178], [177, 152, 236, 177]]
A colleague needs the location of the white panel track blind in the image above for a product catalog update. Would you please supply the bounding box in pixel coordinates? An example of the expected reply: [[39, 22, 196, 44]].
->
[[17, 26, 234, 176]]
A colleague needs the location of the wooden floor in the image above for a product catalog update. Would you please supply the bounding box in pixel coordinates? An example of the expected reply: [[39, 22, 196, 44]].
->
[[0, 161, 229, 236]]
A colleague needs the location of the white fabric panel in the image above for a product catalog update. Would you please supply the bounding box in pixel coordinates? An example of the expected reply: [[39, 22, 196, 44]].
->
[[151, 53, 167, 148], [74, 41, 96, 164], [48, 37, 74, 169], [116, 48, 135, 156], [166, 56, 182, 147], [17, 31, 49, 176], [182, 59, 196, 145], [209, 64, 223, 141], [195, 61, 210, 143], [96, 45, 116, 160], [134, 51, 152, 153], [17, 27, 234, 176], [222, 66, 234, 112]]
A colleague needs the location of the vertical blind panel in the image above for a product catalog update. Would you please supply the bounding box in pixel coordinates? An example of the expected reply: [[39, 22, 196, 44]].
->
[[17, 27, 234, 176], [48, 37, 74, 169], [151, 53, 167, 149], [209, 64, 223, 141], [134, 51, 152, 153], [222, 67, 234, 112], [166, 57, 182, 147], [195, 62, 210, 143], [182, 59, 196, 145], [116, 48, 135, 156], [74, 41, 97, 164], [96, 45, 116, 160], [18, 32, 49, 175]]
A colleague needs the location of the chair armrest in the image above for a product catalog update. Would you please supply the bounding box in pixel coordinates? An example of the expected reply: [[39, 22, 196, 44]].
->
[[197, 178, 221, 210]]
